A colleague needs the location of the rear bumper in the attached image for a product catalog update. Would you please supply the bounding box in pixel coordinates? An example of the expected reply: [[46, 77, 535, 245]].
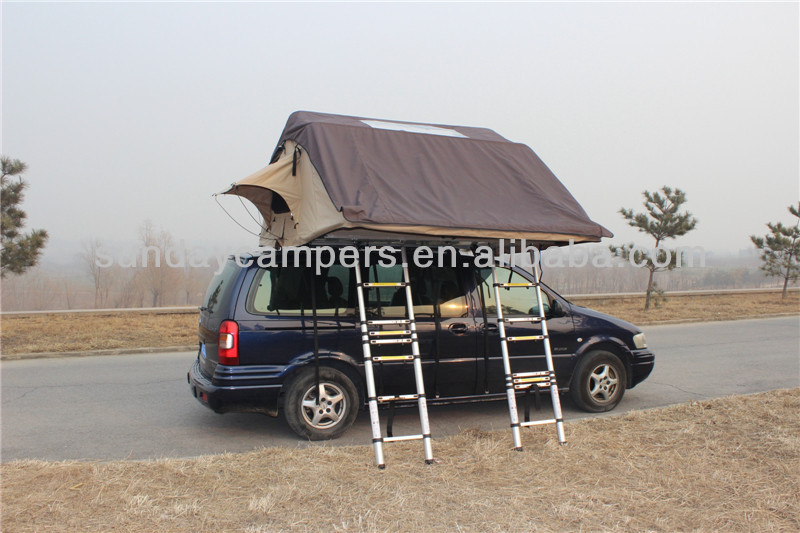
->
[[188, 358, 281, 417], [629, 349, 655, 388]]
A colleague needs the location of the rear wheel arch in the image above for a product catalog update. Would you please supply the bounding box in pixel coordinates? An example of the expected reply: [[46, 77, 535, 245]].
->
[[280, 356, 365, 407], [281, 365, 361, 440]]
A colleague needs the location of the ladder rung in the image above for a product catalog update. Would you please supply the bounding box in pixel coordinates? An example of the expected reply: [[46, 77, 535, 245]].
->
[[513, 376, 550, 384], [368, 319, 411, 325], [515, 383, 550, 390], [377, 394, 419, 402], [384, 434, 424, 443], [369, 330, 411, 336], [520, 419, 557, 427], [372, 355, 415, 362], [503, 317, 543, 323], [513, 371, 550, 378], [364, 282, 407, 288], [495, 282, 538, 288], [370, 338, 413, 345], [506, 335, 546, 342]]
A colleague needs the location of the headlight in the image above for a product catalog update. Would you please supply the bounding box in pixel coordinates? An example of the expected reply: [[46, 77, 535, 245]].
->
[[633, 332, 647, 349]]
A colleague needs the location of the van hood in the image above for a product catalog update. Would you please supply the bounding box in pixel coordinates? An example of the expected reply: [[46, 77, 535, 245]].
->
[[569, 303, 642, 335]]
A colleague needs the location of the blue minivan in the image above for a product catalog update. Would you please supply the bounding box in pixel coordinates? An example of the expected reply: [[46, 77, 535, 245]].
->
[[188, 248, 654, 440]]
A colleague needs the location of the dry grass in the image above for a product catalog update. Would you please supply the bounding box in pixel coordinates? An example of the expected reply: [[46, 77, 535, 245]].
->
[[571, 291, 799, 326], [2, 389, 798, 532], [0, 312, 197, 355], [1, 292, 797, 356]]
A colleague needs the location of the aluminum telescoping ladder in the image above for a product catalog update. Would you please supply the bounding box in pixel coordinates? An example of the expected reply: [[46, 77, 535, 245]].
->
[[354, 247, 434, 468], [491, 259, 567, 450]]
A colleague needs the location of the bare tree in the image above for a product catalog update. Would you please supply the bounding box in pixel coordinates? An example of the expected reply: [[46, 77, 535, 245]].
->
[[106, 265, 137, 308], [80, 238, 111, 308], [178, 266, 212, 305], [138, 221, 180, 307], [62, 278, 78, 309]]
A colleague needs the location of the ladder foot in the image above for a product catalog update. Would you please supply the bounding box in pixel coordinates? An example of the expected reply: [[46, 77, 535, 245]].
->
[[425, 459, 436, 465], [514, 447, 524, 452], [378, 464, 386, 469], [559, 441, 568, 446]]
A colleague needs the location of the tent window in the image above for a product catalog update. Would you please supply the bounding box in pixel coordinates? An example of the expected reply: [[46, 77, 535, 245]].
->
[[271, 192, 290, 214]]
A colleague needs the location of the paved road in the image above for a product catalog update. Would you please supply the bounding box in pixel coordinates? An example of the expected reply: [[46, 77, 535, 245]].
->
[[2, 317, 798, 462]]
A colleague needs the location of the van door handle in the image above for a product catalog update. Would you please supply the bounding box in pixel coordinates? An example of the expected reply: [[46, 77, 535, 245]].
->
[[448, 323, 469, 335], [480, 323, 499, 334]]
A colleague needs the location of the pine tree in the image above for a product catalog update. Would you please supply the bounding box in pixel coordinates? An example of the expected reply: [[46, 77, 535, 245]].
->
[[750, 203, 800, 300], [609, 186, 698, 310], [1, 156, 49, 277]]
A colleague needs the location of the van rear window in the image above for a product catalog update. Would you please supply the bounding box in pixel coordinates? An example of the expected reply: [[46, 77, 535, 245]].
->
[[202, 260, 241, 317]]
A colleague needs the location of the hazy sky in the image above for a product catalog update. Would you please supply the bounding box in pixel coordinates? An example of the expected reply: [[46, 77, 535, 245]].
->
[[2, 1, 798, 262]]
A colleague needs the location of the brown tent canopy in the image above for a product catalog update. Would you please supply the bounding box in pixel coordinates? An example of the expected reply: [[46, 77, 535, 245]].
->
[[222, 111, 612, 247]]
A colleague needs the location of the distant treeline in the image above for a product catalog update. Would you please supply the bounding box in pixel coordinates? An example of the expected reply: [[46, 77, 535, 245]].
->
[[0, 250, 783, 312]]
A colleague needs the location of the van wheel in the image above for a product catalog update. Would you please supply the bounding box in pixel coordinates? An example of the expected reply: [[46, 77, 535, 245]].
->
[[283, 367, 359, 440], [570, 350, 626, 412]]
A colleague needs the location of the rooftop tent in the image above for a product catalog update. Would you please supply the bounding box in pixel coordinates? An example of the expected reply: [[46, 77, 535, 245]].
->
[[222, 111, 612, 247]]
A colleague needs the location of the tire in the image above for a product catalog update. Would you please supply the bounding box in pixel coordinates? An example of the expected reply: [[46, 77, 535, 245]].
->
[[570, 350, 626, 413], [282, 367, 359, 440]]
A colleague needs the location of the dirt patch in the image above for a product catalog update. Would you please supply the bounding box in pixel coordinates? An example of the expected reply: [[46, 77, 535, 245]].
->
[[1, 292, 797, 356], [2, 389, 798, 532]]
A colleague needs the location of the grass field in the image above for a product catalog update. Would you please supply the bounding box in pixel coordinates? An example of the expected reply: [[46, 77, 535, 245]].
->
[[0, 312, 196, 356], [1, 291, 797, 356], [2, 389, 798, 532], [571, 290, 799, 325]]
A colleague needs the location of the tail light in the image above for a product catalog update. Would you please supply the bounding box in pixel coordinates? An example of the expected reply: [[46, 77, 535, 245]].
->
[[218, 320, 239, 365]]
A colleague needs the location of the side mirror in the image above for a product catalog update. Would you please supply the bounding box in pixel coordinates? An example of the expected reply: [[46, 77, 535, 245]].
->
[[549, 300, 565, 318]]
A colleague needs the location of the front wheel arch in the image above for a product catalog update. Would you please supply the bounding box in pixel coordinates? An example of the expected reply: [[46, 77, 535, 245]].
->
[[575, 340, 633, 388]]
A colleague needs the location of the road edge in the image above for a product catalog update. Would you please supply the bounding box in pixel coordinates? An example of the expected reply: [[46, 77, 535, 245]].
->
[[1, 345, 196, 361], [2, 312, 798, 362]]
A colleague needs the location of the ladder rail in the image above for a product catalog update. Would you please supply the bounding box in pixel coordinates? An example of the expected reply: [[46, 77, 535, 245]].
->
[[490, 265, 524, 450], [491, 249, 567, 450], [356, 247, 434, 468], [354, 263, 386, 467], [401, 247, 435, 464], [531, 259, 567, 444]]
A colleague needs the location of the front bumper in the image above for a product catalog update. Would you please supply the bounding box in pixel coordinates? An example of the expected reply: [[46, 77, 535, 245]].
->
[[187, 358, 282, 416], [629, 348, 655, 388]]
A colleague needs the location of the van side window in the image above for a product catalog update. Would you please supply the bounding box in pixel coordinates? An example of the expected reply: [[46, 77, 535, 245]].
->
[[245, 258, 467, 319], [366, 263, 467, 318], [247, 266, 354, 317], [476, 267, 550, 317]]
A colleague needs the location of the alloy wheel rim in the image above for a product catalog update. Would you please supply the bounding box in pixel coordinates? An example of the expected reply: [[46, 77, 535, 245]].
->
[[588, 363, 619, 403], [300, 382, 347, 429]]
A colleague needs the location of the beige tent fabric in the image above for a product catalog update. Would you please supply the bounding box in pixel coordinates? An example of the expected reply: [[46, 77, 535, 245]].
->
[[223, 141, 350, 247], [223, 140, 607, 247]]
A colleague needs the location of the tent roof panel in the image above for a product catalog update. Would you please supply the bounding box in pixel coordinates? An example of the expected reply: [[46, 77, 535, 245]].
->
[[272, 111, 611, 241]]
